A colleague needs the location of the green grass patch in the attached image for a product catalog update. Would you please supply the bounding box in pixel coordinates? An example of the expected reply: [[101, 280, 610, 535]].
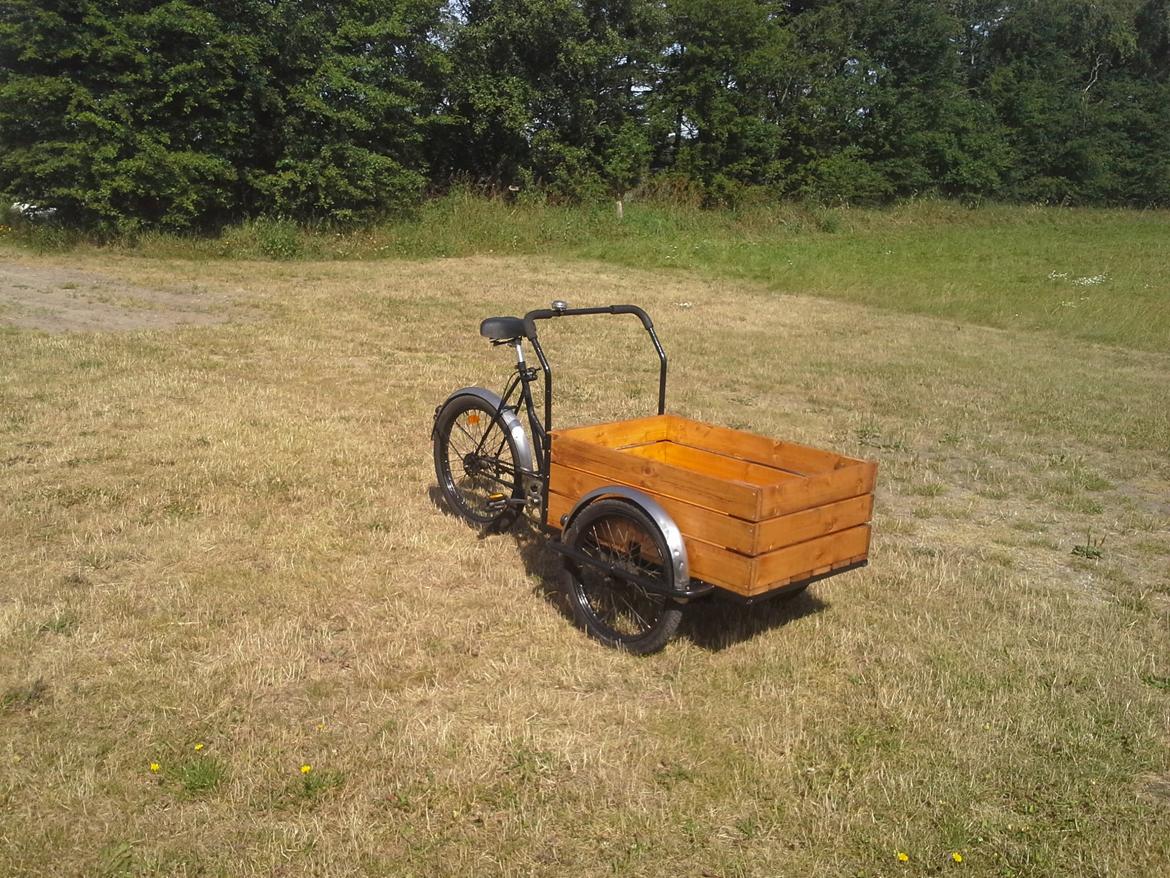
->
[[171, 755, 228, 796], [2, 678, 50, 712], [7, 193, 1170, 351]]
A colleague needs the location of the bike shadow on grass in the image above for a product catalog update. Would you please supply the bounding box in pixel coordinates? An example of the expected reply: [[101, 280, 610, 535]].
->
[[427, 487, 827, 651], [505, 519, 829, 654]]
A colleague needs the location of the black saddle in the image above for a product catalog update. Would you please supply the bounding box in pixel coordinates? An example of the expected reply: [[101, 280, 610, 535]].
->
[[479, 316, 527, 341]]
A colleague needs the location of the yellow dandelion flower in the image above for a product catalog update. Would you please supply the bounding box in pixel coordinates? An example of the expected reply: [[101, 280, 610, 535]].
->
[[897, 851, 909, 863], [194, 743, 204, 752], [300, 763, 312, 774], [149, 762, 160, 773], [952, 852, 963, 863]]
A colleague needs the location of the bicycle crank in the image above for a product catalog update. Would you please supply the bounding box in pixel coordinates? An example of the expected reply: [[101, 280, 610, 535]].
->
[[487, 492, 526, 513]]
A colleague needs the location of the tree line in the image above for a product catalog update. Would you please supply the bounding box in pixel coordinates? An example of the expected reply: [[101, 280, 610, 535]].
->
[[2, 0, 1168, 231]]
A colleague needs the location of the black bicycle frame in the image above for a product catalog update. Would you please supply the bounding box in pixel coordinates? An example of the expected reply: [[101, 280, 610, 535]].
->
[[478, 304, 668, 520], [522, 305, 668, 455]]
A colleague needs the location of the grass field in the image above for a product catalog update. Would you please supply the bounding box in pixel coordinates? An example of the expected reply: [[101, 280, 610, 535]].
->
[[14, 195, 1170, 353], [1, 206, 1169, 876]]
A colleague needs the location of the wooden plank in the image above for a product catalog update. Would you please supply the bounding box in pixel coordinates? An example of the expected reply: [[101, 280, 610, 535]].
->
[[667, 415, 858, 475], [551, 433, 761, 520], [622, 441, 803, 487], [554, 414, 670, 449], [550, 463, 757, 554], [546, 489, 572, 530], [760, 461, 878, 518], [754, 493, 874, 554], [753, 524, 871, 593], [553, 465, 872, 556], [678, 538, 755, 594]]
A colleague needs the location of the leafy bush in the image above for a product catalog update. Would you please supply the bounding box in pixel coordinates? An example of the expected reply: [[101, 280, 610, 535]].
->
[[219, 219, 302, 260]]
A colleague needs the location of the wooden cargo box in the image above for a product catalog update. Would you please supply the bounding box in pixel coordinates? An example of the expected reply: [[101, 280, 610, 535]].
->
[[547, 414, 877, 598]]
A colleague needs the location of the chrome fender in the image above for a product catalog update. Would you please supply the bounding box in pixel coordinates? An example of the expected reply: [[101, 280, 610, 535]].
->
[[433, 386, 536, 475], [563, 486, 690, 592]]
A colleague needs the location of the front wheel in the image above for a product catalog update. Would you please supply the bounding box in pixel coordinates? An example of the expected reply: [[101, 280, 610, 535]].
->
[[561, 499, 684, 654]]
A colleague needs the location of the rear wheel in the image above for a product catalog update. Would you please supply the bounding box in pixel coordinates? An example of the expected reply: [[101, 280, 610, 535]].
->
[[433, 395, 524, 530], [561, 499, 683, 654]]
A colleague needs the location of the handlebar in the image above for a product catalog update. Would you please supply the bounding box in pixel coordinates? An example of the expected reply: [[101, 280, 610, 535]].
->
[[521, 303, 655, 341], [519, 303, 668, 455]]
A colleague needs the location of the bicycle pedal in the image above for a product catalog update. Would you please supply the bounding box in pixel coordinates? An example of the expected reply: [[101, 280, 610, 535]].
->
[[487, 492, 507, 512]]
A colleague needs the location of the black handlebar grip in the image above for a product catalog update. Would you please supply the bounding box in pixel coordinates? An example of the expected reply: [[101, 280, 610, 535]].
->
[[522, 310, 553, 341], [608, 304, 654, 331]]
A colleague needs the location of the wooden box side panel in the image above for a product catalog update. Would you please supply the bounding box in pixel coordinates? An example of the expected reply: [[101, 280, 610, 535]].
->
[[633, 524, 870, 597], [549, 463, 756, 553], [546, 489, 574, 530], [552, 463, 873, 556], [548, 468, 873, 597], [754, 493, 874, 554], [760, 461, 878, 518], [551, 433, 761, 520], [752, 524, 871, 594]]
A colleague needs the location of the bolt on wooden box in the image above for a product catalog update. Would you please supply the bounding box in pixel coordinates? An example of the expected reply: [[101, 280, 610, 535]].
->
[[547, 414, 877, 598]]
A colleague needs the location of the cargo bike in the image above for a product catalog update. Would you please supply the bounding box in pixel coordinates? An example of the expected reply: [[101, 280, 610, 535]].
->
[[432, 302, 877, 654]]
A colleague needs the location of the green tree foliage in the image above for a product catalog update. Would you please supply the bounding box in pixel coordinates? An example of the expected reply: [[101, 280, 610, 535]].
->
[[981, 0, 1170, 204], [841, 0, 1012, 199], [438, 0, 661, 198], [648, 0, 796, 202], [251, 0, 444, 223], [1, 0, 1167, 229], [0, 1, 262, 230], [0, 0, 442, 230]]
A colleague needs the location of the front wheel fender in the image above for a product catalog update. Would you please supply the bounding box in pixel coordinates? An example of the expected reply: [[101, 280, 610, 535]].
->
[[433, 386, 536, 475]]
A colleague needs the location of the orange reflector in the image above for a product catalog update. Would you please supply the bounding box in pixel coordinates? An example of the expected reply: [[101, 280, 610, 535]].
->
[[466, 413, 480, 426]]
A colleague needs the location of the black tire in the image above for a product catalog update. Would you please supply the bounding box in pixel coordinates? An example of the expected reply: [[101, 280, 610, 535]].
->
[[561, 499, 684, 654], [433, 395, 525, 531]]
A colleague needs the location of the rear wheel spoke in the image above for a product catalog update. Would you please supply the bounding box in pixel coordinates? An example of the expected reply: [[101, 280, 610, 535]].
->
[[570, 508, 671, 643]]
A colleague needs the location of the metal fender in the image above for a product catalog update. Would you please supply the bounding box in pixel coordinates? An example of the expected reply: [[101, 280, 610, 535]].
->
[[564, 486, 690, 592], [434, 386, 535, 475]]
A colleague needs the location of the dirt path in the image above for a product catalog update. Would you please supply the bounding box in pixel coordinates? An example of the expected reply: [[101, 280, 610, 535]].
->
[[0, 261, 232, 332]]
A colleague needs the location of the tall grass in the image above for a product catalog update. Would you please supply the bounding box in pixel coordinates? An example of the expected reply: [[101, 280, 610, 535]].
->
[[5, 192, 1169, 351]]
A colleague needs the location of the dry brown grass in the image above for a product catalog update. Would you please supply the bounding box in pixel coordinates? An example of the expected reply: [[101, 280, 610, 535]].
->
[[1, 250, 1168, 876]]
